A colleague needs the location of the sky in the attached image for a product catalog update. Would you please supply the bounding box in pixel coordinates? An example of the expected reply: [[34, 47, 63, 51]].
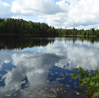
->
[[0, 0, 99, 29]]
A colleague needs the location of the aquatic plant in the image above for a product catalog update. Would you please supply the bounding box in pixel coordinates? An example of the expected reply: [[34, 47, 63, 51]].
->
[[72, 67, 99, 98]]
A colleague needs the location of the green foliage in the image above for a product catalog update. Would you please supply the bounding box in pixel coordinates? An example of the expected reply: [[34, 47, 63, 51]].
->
[[72, 67, 99, 98], [0, 18, 58, 37], [57, 28, 99, 37], [0, 18, 99, 37]]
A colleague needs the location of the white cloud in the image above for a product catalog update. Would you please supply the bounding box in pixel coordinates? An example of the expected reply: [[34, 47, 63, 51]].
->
[[67, 0, 99, 27], [45, 0, 99, 29], [0, 0, 99, 29], [11, 0, 63, 15]]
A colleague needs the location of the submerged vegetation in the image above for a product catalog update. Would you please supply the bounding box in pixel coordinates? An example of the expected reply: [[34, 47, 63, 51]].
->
[[0, 18, 99, 37], [72, 67, 99, 98]]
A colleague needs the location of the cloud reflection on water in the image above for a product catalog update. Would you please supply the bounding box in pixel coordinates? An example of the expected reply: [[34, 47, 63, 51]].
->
[[44, 38, 99, 70], [0, 38, 99, 97], [0, 52, 61, 97]]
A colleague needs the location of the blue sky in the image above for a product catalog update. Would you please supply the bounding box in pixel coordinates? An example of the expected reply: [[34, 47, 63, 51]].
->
[[0, 0, 99, 29], [2, 0, 13, 4]]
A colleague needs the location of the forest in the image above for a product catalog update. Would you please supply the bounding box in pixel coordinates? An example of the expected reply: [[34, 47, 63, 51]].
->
[[57, 28, 99, 37], [0, 18, 58, 37], [0, 18, 99, 37]]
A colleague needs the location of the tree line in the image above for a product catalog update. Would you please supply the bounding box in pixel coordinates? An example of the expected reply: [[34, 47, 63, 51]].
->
[[0, 18, 99, 37], [0, 18, 58, 37], [57, 28, 99, 37]]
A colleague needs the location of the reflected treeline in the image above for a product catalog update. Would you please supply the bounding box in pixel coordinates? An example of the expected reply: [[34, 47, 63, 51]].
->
[[0, 36, 99, 50], [0, 35, 54, 49], [80, 37, 99, 43], [63, 36, 99, 43]]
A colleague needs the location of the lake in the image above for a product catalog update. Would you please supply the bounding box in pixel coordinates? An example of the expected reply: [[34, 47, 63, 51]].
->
[[0, 36, 99, 98]]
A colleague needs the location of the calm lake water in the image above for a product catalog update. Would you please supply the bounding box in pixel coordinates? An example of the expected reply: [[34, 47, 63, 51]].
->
[[0, 36, 99, 98]]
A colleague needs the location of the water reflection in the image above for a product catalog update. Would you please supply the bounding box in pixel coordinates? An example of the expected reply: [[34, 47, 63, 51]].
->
[[0, 37, 99, 98], [45, 38, 99, 71], [0, 36, 54, 50], [0, 52, 79, 98], [0, 35, 99, 50]]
